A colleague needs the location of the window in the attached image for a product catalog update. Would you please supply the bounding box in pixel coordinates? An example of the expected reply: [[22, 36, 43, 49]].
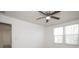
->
[[54, 27, 63, 43], [65, 24, 79, 44], [54, 24, 79, 45]]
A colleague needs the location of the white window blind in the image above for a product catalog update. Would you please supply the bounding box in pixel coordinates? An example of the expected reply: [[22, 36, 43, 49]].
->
[[65, 24, 79, 44], [54, 27, 63, 43]]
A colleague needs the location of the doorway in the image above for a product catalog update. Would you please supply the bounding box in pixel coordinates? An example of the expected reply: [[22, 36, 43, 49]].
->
[[0, 23, 12, 48]]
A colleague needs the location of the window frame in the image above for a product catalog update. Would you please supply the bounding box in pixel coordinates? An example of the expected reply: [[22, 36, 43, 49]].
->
[[53, 23, 79, 46]]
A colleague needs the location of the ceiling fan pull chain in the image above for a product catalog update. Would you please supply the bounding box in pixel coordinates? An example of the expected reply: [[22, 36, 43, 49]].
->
[[46, 20, 49, 23]]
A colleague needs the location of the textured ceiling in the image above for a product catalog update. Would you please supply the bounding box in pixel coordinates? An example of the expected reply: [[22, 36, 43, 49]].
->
[[2, 11, 79, 26]]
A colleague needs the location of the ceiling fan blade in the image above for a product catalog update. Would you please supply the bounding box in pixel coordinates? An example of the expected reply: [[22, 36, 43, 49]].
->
[[36, 17, 45, 20], [51, 16, 60, 20], [38, 11, 48, 16], [0, 11, 5, 13], [50, 11, 61, 15]]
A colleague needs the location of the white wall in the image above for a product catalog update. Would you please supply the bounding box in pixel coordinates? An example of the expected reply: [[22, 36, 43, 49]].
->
[[45, 20, 79, 48], [0, 14, 45, 48]]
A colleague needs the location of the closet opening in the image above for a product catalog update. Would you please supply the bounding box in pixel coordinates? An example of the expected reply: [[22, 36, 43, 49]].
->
[[0, 22, 12, 48]]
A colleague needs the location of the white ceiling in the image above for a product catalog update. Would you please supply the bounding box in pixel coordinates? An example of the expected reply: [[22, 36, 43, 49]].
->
[[2, 11, 79, 26]]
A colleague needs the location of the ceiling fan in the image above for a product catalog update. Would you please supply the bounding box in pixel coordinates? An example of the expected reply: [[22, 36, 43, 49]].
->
[[36, 11, 61, 23]]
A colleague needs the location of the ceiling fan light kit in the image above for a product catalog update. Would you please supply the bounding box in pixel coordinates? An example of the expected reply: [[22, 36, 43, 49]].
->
[[46, 16, 51, 20], [37, 11, 61, 23]]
